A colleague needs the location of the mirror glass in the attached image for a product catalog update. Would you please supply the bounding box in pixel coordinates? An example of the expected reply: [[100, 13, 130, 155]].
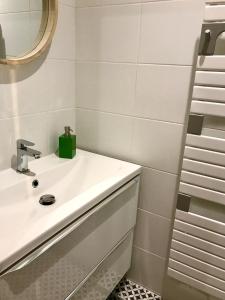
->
[[0, 1, 48, 59]]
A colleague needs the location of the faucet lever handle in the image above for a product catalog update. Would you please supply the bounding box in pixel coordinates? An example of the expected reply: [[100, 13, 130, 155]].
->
[[17, 139, 35, 148]]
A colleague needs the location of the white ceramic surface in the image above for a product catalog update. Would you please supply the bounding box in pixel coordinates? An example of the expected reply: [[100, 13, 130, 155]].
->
[[0, 149, 141, 273], [0, 2, 76, 171], [75, 0, 204, 293]]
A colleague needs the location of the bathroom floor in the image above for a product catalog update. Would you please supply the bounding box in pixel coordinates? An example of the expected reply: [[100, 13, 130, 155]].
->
[[108, 278, 161, 300]]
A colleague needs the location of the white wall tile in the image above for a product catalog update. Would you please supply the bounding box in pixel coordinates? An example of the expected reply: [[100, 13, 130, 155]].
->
[[76, 5, 141, 62], [49, 3, 75, 60], [0, 12, 31, 57], [0, 118, 15, 170], [46, 60, 76, 111], [30, 0, 42, 11], [134, 209, 171, 258], [0, 58, 75, 120], [60, 0, 76, 7], [76, 62, 136, 115], [0, 1, 29, 13], [128, 247, 167, 295], [0, 113, 50, 170], [0, 58, 50, 118], [76, 0, 141, 7], [139, 0, 204, 65], [208, 296, 221, 300], [0, 3, 76, 171], [130, 118, 184, 174], [134, 64, 192, 123], [139, 167, 178, 219], [76, 108, 133, 160], [163, 276, 208, 300], [74, 0, 205, 294], [13, 113, 49, 156]]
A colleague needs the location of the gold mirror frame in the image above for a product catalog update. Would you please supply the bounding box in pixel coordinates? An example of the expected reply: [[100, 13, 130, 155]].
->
[[0, 1, 58, 65]]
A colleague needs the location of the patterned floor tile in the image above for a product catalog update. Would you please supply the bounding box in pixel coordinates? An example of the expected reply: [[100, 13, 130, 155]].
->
[[108, 278, 161, 300]]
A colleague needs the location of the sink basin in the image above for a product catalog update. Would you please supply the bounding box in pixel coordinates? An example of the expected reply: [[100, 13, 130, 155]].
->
[[0, 149, 141, 274]]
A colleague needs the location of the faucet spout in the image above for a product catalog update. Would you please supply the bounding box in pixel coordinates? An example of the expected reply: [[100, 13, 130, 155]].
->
[[26, 147, 41, 158]]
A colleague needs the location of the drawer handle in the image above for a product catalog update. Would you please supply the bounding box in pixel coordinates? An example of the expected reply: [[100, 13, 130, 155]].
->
[[0, 227, 74, 278], [0, 178, 139, 278]]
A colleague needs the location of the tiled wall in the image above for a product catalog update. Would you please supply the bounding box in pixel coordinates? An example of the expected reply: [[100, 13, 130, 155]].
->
[[75, 0, 204, 294], [0, 1, 76, 171], [163, 276, 221, 300], [0, 0, 43, 57]]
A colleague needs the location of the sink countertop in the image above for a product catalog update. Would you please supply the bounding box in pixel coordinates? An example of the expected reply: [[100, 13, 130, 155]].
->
[[0, 149, 141, 274]]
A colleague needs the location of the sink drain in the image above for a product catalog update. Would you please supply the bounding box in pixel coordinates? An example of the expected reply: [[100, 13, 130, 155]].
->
[[32, 179, 39, 188], [39, 194, 56, 206]]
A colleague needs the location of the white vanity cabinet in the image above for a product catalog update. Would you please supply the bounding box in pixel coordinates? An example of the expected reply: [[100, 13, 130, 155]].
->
[[0, 177, 140, 300]]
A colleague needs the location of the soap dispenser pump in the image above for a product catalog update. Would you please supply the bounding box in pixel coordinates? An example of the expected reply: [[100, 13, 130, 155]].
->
[[59, 126, 76, 159]]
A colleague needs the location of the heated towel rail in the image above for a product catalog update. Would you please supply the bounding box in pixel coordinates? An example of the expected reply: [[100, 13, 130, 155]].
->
[[168, 2, 225, 299]]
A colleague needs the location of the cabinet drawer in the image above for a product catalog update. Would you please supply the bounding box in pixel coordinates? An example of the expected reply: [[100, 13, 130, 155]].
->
[[0, 178, 139, 300], [72, 231, 133, 300]]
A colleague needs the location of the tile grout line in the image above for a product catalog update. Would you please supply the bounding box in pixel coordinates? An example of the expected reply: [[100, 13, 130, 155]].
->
[[132, 245, 167, 261], [76, 0, 174, 9], [75, 107, 185, 126], [75, 59, 192, 67], [137, 207, 172, 222], [0, 107, 76, 121]]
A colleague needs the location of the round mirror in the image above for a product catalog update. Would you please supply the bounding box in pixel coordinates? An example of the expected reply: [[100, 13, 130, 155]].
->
[[0, 1, 57, 65]]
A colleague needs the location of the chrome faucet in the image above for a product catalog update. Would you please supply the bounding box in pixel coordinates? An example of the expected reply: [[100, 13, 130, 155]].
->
[[16, 139, 41, 174]]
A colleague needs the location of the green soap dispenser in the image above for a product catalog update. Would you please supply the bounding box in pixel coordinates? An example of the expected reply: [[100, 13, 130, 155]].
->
[[59, 126, 76, 159]]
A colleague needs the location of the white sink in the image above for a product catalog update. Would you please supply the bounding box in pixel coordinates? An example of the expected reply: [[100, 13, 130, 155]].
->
[[0, 149, 141, 274]]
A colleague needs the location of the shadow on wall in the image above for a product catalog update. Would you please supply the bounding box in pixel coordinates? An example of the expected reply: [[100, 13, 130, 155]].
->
[[163, 276, 212, 300], [0, 47, 49, 170], [0, 48, 49, 84], [162, 37, 202, 299], [0, 25, 6, 59]]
